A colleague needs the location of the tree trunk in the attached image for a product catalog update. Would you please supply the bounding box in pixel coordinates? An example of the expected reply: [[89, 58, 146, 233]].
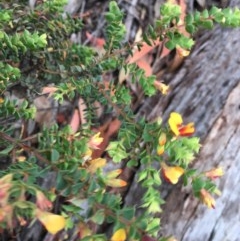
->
[[125, 0, 240, 240]]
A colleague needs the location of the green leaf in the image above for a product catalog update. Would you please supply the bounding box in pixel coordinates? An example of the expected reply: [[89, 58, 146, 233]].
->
[[192, 177, 205, 194], [201, 19, 214, 29], [117, 207, 135, 220], [90, 209, 105, 225], [107, 141, 129, 163], [143, 32, 153, 46], [186, 24, 196, 34], [51, 149, 60, 162], [0, 144, 14, 156], [165, 40, 175, 50], [138, 170, 148, 182], [127, 159, 138, 167]]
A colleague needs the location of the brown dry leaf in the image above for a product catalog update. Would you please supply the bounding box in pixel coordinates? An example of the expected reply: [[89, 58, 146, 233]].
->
[[69, 109, 80, 133], [86, 31, 105, 48], [92, 118, 121, 159], [34, 96, 58, 127], [136, 58, 152, 77], [41, 86, 58, 96], [128, 39, 161, 65]]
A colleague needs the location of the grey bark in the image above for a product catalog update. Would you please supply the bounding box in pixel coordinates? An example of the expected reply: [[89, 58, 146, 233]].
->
[[125, 0, 240, 240]]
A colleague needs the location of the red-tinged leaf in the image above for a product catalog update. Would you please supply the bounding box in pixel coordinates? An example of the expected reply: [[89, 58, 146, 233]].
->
[[86, 31, 105, 48]]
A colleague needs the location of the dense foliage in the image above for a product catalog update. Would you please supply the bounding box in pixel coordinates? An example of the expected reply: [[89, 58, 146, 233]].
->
[[0, 0, 239, 240]]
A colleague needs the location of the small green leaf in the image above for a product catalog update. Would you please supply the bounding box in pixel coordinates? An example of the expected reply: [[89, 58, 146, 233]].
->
[[91, 209, 105, 225], [165, 40, 175, 50], [0, 144, 14, 155], [51, 149, 60, 162], [201, 20, 214, 29]]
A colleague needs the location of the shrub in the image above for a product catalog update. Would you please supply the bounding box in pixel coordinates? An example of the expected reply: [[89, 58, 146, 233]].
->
[[0, 1, 238, 240]]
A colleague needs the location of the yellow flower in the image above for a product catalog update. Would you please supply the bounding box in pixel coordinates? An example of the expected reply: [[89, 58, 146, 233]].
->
[[176, 45, 190, 57], [88, 132, 103, 149], [158, 133, 167, 146], [111, 229, 127, 241], [200, 189, 216, 209], [157, 145, 165, 156], [83, 148, 92, 161], [161, 163, 184, 184], [205, 167, 224, 180], [168, 112, 194, 136], [36, 209, 66, 234], [154, 81, 169, 95]]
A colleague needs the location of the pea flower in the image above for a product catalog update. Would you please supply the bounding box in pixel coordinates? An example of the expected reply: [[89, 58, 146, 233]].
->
[[154, 81, 169, 95], [157, 133, 166, 156], [111, 228, 127, 241], [36, 191, 53, 211], [88, 132, 103, 149], [161, 162, 184, 184], [176, 45, 190, 57], [205, 167, 224, 180], [200, 189, 216, 209], [157, 145, 165, 156], [36, 209, 66, 234], [158, 133, 167, 146], [168, 112, 195, 136]]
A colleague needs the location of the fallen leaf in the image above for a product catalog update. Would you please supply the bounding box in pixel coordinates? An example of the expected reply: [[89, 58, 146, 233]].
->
[[69, 109, 80, 133], [86, 31, 105, 48]]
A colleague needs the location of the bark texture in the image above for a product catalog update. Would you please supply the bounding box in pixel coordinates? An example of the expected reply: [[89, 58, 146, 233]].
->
[[125, 0, 240, 240]]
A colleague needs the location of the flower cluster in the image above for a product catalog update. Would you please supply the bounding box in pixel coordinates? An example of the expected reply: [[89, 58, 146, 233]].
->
[[168, 112, 195, 137], [156, 112, 224, 209]]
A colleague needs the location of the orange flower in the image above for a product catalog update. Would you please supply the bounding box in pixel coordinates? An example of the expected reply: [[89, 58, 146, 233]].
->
[[168, 112, 194, 136], [205, 167, 224, 180], [161, 163, 184, 184], [111, 228, 127, 241], [200, 189, 215, 209], [36, 209, 66, 234], [36, 191, 53, 211]]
